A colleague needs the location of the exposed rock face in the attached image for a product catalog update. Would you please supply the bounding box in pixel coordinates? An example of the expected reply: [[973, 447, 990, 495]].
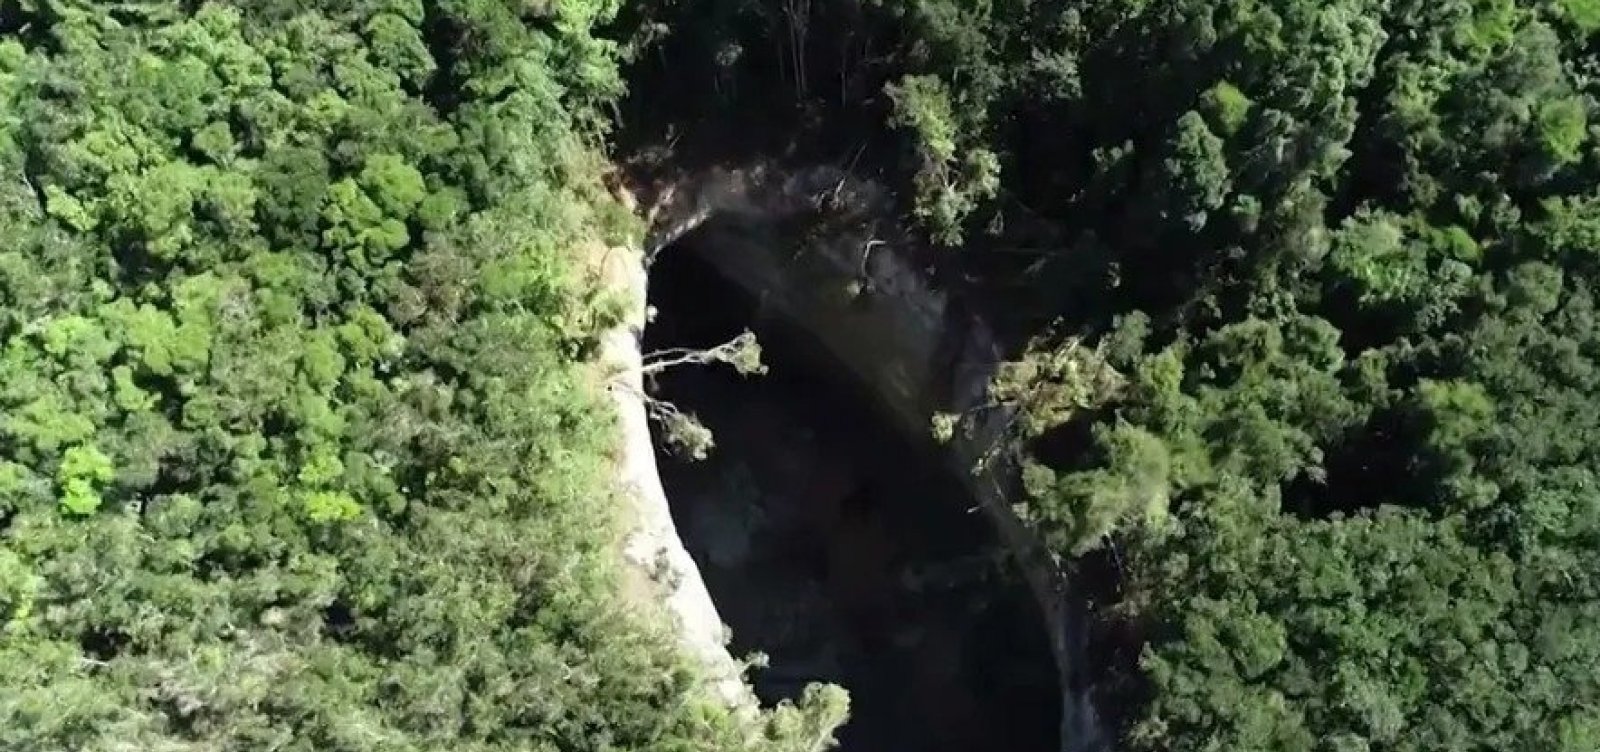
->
[[633, 163, 1108, 752], [596, 243, 755, 711], [642, 265, 1057, 752]]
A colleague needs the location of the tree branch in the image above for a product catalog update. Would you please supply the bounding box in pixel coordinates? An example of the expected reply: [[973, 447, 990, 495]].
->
[[642, 330, 766, 376]]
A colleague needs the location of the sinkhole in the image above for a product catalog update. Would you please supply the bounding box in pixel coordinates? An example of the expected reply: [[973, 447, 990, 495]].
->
[[644, 224, 1060, 752]]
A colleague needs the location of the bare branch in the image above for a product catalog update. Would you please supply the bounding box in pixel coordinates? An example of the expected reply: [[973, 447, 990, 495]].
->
[[614, 330, 771, 461], [643, 330, 767, 377]]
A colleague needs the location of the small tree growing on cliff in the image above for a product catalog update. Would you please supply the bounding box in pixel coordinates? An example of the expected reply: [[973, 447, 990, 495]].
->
[[932, 333, 1124, 472], [641, 330, 767, 459]]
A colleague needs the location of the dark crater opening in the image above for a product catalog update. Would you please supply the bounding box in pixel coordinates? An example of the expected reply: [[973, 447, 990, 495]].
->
[[644, 226, 1059, 752]]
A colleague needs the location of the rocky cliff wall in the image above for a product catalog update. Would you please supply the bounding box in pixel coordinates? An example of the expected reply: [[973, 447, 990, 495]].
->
[[628, 163, 1107, 752], [597, 242, 757, 712]]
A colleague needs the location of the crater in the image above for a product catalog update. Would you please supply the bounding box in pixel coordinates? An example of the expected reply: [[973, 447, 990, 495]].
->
[[643, 223, 1060, 752]]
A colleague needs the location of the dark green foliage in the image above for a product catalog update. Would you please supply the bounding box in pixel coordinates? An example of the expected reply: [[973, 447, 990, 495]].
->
[[14, 0, 1600, 747], [860, 0, 1600, 747], [617, 0, 1600, 748]]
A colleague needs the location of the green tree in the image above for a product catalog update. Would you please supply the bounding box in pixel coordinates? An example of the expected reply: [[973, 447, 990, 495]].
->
[[0, 4, 842, 751]]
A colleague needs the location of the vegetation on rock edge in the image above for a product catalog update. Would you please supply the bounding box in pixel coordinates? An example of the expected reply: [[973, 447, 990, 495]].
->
[[0, 3, 843, 751]]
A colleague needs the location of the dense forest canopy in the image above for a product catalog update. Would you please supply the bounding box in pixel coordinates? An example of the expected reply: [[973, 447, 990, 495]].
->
[[0, 2, 843, 750], [6, 0, 1600, 751], [622, 0, 1600, 750]]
